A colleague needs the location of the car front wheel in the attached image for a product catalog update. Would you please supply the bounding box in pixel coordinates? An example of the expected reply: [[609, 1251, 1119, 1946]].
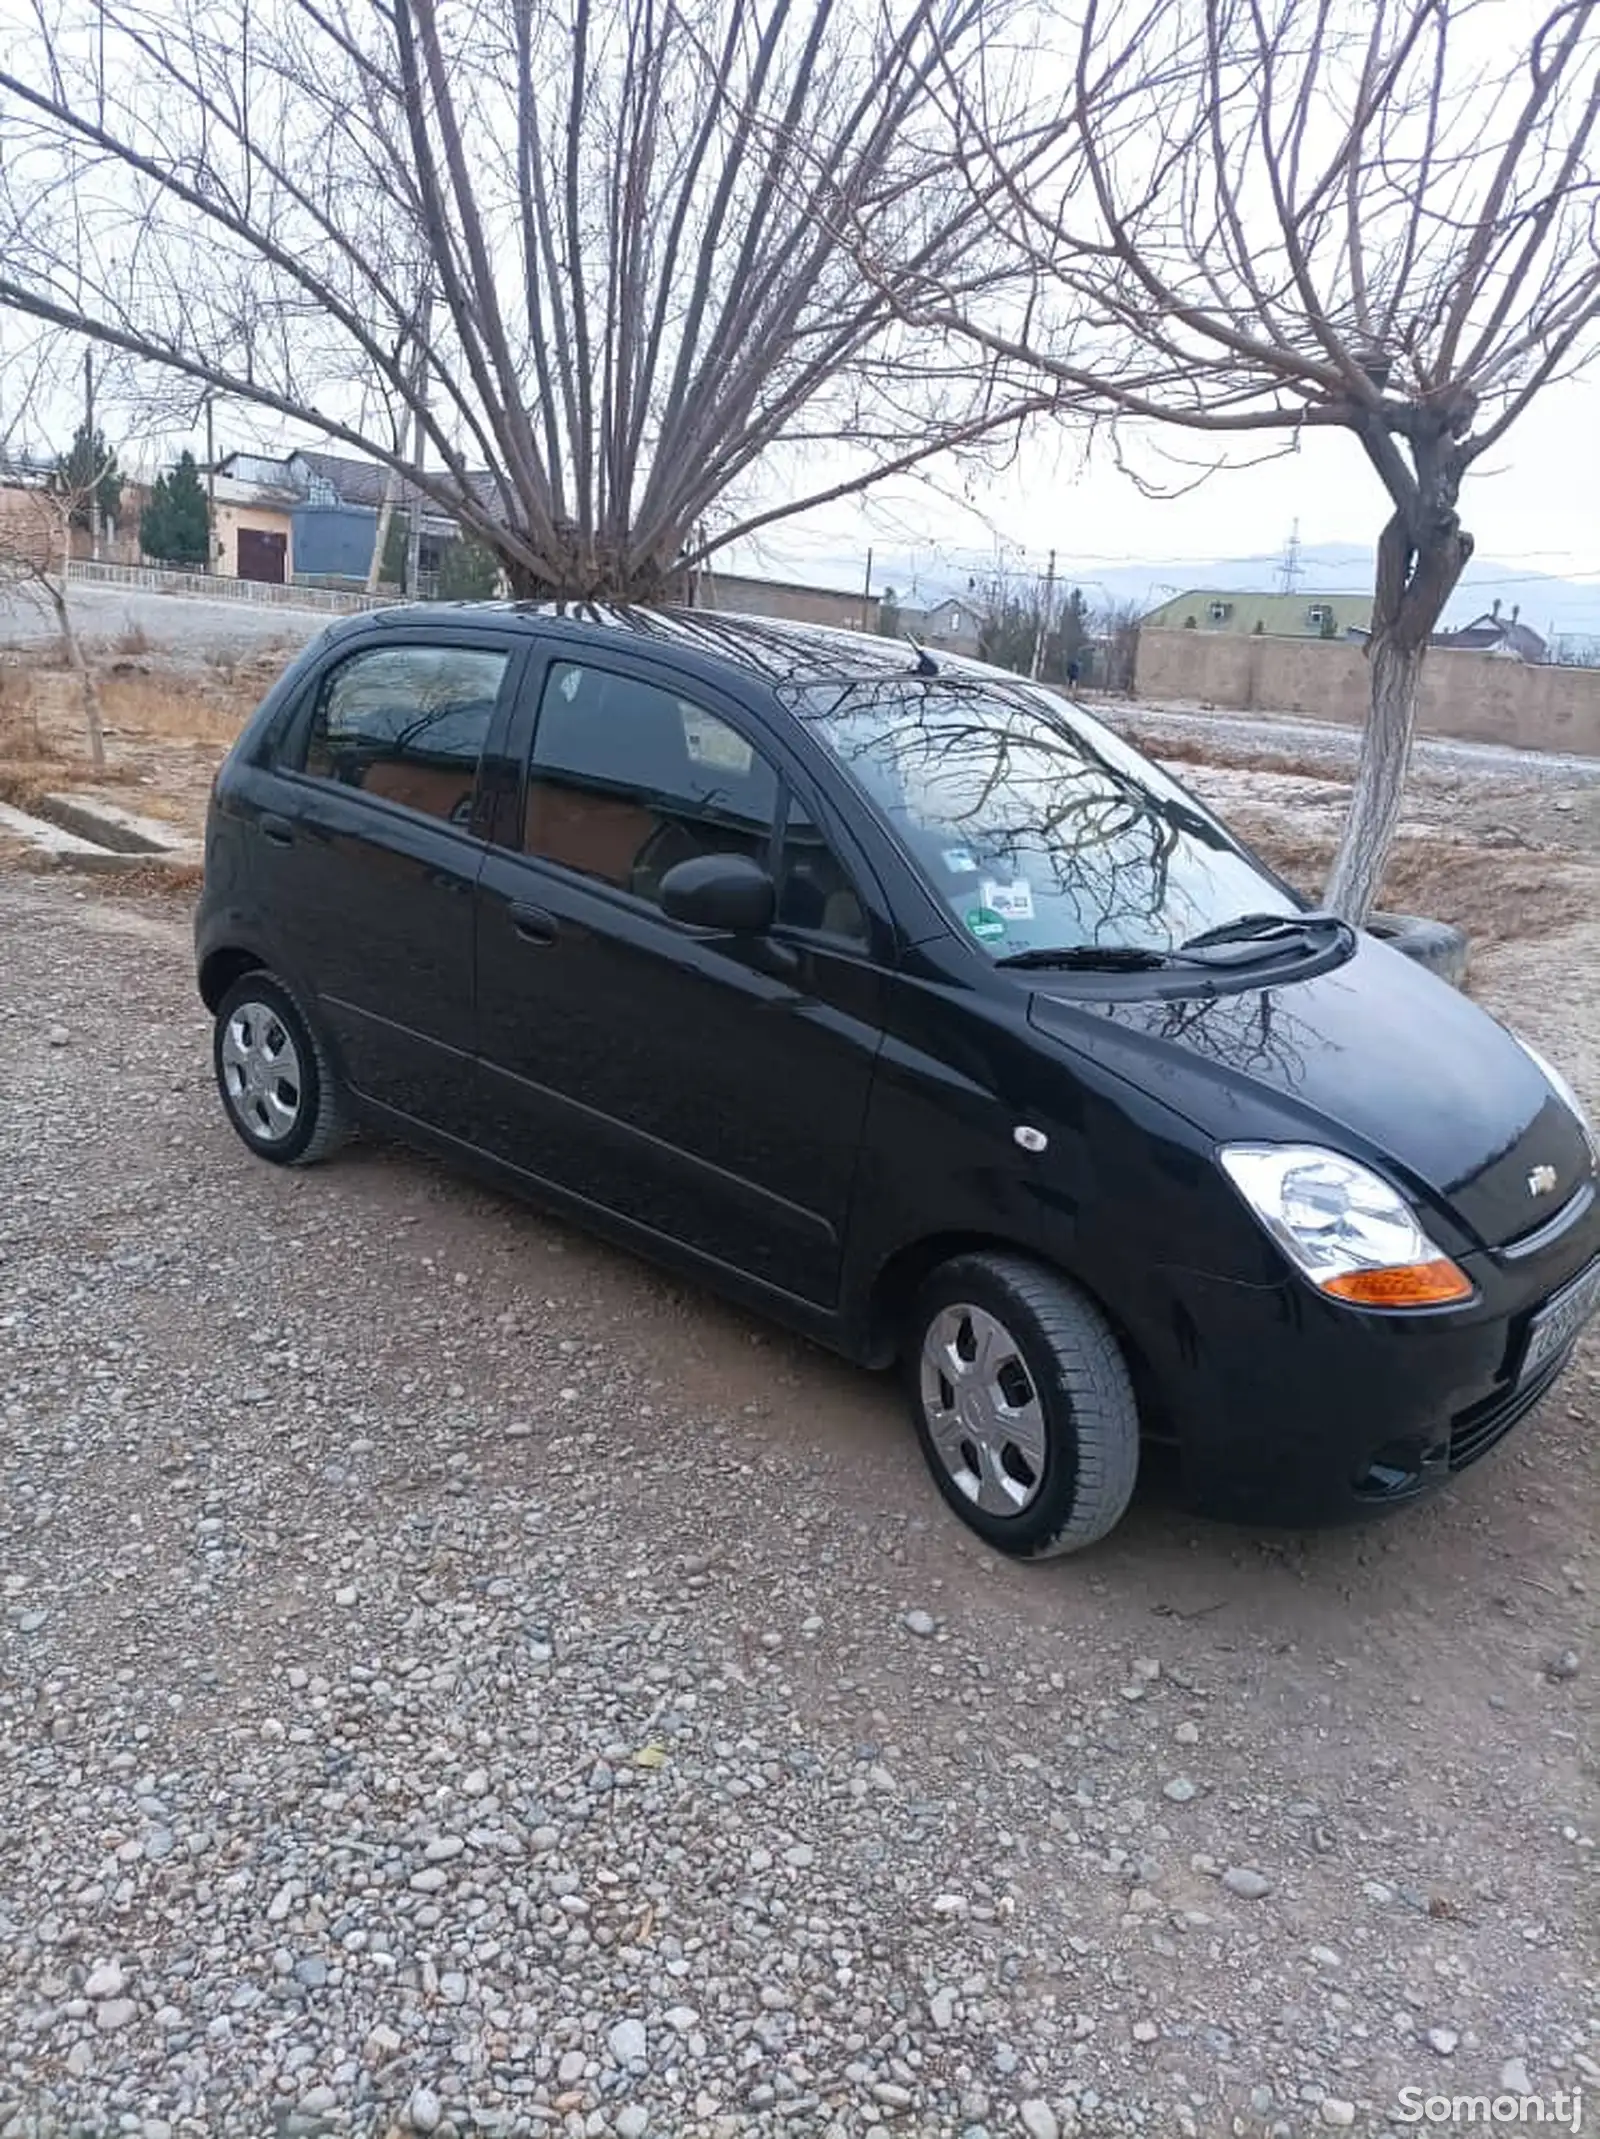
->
[[907, 1254, 1140, 1557], [213, 972, 347, 1167]]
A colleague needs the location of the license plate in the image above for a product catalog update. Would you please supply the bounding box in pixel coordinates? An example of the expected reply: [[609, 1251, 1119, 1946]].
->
[[1522, 1255, 1600, 1382]]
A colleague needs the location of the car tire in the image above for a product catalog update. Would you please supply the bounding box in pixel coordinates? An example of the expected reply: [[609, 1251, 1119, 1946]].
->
[[213, 971, 348, 1167], [906, 1254, 1139, 1557], [1365, 910, 1469, 989]]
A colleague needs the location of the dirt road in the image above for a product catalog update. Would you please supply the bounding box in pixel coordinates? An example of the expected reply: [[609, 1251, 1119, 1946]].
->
[[0, 876, 1595, 2139]]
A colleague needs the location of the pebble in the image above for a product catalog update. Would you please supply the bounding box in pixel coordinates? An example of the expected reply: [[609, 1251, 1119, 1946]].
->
[[405, 2085, 442, 2133], [95, 1998, 137, 2030], [929, 1987, 955, 2029], [84, 1961, 124, 1999], [1501, 2059, 1533, 2093], [615, 2110, 649, 2139], [608, 2016, 648, 2065], [902, 1609, 937, 1638], [1546, 1649, 1581, 1681], [47, 1024, 70, 1046], [1019, 2102, 1060, 2139], [1222, 1867, 1273, 1899], [1320, 2102, 1356, 2128], [1426, 2026, 1460, 2055], [1162, 1776, 1198, 1803]]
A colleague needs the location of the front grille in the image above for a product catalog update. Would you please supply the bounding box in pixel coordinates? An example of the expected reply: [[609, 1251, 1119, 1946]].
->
[[1448, 1351, 1570, 1472]]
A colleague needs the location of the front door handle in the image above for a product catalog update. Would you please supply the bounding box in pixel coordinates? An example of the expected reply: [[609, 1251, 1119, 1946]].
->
[[509, 901, 558, 945], [260, 812, 295, 847]]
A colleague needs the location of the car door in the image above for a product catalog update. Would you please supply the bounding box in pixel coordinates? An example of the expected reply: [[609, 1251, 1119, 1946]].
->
[[473, 643, 889, 1307], [241, 627, 522, 1131]]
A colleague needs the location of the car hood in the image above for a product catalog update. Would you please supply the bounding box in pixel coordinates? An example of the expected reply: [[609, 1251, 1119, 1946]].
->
[[1027, 937, 1592, 1251]]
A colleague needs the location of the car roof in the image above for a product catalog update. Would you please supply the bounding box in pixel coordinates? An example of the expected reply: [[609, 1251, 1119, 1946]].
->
[[342, 599, 1006, 694]]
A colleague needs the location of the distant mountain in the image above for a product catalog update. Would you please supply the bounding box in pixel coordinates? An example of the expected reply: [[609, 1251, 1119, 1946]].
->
[[739, 537, 1600, 643]]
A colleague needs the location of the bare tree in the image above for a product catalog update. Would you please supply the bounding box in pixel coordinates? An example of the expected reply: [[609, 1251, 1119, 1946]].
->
[[0, 0, 1045, 604], [902, 0, 1600, 918], [0, 360, 111, 770]]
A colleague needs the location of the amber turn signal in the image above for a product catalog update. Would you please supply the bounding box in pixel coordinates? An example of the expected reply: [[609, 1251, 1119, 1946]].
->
[[1321, 1260, 1473, 1307]]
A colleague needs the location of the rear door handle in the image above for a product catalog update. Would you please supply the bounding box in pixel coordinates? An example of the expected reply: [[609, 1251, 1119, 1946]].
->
[[260, 812, 295, 847], [509, 900, 558, 945]]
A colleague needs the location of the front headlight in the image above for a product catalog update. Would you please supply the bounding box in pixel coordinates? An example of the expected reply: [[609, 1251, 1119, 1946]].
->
[[1219, 1144, 1473, 1308], [1508, 1030, 1596, 1156]]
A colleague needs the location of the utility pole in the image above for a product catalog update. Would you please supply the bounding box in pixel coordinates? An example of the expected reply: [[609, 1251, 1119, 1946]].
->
[[861, 545, 874, 631], [204, 395, 217, 573], [84, 349, 100, 562], [1030, 547, 1056, 679], [404, 292, 432, 599]]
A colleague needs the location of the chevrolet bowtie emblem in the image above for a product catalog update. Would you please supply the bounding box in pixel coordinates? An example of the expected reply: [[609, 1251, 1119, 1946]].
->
[[1526, 1163, 1559, 1197]]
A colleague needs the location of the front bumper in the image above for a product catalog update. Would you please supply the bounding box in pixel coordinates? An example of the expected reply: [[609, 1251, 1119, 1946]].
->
[[1137, 1197, 1600, 1527]]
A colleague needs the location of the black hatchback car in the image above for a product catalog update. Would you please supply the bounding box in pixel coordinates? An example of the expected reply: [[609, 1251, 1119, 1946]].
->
[[196, 604, 1600, 1554]]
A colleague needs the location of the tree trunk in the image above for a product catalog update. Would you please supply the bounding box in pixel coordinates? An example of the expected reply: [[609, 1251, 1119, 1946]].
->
[[1322, 632, 1423, 921], [47, 573, 106, 773], [1322, 503, 1471, 925]]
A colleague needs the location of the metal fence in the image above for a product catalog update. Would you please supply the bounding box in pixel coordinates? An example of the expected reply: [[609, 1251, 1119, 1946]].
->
[[66, 558, 397, 615]]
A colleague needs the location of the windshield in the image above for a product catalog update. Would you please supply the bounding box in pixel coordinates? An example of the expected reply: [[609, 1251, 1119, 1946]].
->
[[786, 674, 1297, 960]]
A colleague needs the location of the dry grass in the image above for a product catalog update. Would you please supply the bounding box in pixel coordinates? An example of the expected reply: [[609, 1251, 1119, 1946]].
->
[[1148, 731, 1348, 784], [98, 672, 253, 745], [0, 671, 47, 760], [1235, 813, 1595, 951], [84, 856, 205, 902], [0, 760, 139, 812]]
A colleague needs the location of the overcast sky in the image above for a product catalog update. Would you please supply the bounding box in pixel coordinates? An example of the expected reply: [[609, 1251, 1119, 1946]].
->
[[726, 367, 1600, 628]]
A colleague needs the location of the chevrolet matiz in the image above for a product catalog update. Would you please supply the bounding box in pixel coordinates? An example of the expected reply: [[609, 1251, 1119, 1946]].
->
[[195, 606, 1600, 1554]]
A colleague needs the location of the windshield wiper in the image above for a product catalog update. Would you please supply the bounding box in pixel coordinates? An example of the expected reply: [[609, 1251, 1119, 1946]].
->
[[994, 944, 1177, 971], [1180, 909, 1349, 952]]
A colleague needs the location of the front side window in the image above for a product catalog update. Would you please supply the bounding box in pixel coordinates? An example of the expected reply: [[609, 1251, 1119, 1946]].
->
[[786, 676, 1295, 961], [523, 661, 779, 905], [301, 643, 507, 828], [776, 799, 867, 943]]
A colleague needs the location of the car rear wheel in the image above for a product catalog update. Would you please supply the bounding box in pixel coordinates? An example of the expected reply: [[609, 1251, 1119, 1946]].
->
[[213, 972, 347, 1167], [907, 1254, 1139, 1557]]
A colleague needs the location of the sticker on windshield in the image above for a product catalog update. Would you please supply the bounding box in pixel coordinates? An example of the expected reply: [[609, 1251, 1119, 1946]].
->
[[965, 906, 1007, 944], [982, 878, 1035, 921], [942, 847, 979, 874]]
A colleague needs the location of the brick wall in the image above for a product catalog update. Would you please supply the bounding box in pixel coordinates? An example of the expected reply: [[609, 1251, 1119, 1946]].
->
[[699, 572, 880, 634], [1134, 629, 1600, 756]]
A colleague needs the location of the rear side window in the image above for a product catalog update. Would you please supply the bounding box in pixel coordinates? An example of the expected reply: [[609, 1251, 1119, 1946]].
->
[[299, 643, 508, 829], [522, 660, 779, 903]]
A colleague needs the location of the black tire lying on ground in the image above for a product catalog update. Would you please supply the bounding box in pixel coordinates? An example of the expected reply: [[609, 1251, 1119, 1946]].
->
[[1365, 910, 1470, 989]]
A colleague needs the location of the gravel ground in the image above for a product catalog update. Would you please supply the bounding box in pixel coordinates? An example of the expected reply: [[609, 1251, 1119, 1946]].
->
[[0, 876, 1596, 2139]]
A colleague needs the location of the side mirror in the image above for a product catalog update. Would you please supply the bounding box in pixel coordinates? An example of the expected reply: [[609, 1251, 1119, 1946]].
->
[[659, 852, 776, 934]]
